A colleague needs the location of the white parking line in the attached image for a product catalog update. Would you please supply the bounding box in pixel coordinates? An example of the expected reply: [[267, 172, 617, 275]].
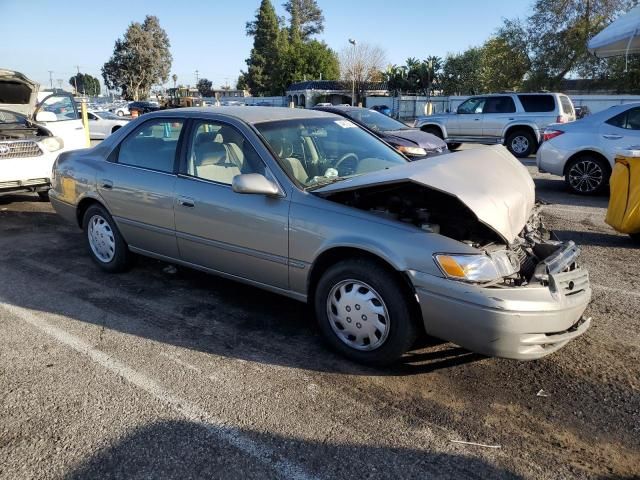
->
[[1, 301, 319, 480]]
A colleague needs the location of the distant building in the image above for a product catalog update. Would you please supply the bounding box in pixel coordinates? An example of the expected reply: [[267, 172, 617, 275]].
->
[[212, 89, 250, 99], [286, 80, 388, 107]]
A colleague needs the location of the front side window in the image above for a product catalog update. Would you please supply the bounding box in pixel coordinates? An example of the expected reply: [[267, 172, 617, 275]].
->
[[483, 96, 516, 114], [186, 121, 265, 185], [39, 95, 79, 121], [255, 118, 408, 188], [457, 98, 486, 114], [117, 119, 183, 173]]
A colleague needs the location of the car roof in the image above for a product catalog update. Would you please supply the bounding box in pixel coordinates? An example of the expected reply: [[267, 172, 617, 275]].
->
[[150, 106, 338, 124]]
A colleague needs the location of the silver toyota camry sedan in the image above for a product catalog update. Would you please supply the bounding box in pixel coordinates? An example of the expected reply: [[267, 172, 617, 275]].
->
[[49, 107, 591, 366]]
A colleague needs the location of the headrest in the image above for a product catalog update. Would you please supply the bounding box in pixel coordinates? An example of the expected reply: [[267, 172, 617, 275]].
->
[[195, 141, 227, 166]]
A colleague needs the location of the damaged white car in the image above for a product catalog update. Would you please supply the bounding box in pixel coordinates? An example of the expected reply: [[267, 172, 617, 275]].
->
[[0, 69, 85, 198], [48, 108, 591, 365]]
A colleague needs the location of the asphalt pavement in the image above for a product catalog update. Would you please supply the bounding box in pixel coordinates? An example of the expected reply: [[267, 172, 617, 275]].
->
[[0, 151, 638, 479]]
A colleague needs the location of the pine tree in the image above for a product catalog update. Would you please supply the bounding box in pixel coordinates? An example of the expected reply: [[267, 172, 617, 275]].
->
[[245, 0, 280, 95], [283, 0, 324, 40]]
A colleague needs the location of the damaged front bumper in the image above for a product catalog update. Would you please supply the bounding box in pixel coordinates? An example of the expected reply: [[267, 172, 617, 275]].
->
[[409, 241, 592, 360]]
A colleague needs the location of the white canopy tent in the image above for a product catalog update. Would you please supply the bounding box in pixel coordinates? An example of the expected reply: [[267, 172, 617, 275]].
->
[[588, 5, 640, 58]]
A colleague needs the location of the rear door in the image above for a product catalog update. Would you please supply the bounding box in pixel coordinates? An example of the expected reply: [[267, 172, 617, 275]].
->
[[98, 117, 184, 258], [482, 96, 517, 138], [599, 107, 640, 163]]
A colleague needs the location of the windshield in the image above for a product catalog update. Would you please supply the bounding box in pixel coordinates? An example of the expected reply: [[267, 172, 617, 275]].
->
[[255, 117, 408, 189], [347, 109, 409, 132]]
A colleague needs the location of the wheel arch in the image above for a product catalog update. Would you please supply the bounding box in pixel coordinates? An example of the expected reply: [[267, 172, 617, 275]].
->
[[307, 246, 421, 322], [419, 123, 446, 139], [76, 196, 108, 228], [563, 149, 612, 176]]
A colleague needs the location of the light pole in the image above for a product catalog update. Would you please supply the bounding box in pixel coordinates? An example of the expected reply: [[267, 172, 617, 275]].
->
[[348, 38, 356, 106]]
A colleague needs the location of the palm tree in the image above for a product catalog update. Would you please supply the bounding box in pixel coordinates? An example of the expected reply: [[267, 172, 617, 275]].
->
[[171, 74, 178, 88]]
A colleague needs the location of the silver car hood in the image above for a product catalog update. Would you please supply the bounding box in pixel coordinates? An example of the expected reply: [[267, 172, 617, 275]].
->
[[0, 69, 39, 116], [315, 145, 535, 243]]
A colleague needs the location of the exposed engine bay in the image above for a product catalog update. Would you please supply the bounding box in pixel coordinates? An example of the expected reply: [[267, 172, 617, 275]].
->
[[0, 109, 51, 141], [321, 181, 569, 287]]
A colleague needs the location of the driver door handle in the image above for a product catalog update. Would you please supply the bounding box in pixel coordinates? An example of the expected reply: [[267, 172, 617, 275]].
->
[[603, 134, 623, 140], [100, 179, 113, 190], [177, 196, 195, 208]]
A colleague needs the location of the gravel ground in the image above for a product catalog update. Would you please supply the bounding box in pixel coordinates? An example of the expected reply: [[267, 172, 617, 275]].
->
[[0, 153, 638, 479]]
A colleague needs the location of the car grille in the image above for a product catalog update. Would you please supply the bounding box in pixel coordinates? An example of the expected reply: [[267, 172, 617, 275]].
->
[[0, 141, 43, 159], [551, 268, 590, 296]]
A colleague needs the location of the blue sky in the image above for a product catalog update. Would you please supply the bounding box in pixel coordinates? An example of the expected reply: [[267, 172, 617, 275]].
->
[[1, 0, 531, 91]]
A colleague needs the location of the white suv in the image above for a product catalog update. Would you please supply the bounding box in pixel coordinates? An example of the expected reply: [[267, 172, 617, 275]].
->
[[415, 93, 576, 157], [0, 69, 86, 198]]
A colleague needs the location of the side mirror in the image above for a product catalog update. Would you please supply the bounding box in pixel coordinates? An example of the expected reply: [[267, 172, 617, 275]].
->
[[232, 173, 281, 196], [35, 111, 57, 122]]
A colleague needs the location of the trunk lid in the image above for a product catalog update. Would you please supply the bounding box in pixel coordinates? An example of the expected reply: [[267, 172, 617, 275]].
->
[[315, 145, 535, 243]]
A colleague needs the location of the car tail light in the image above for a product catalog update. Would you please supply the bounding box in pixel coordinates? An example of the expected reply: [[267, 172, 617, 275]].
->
[[543, 129, 564, 142], [556, 115, 568, 124]]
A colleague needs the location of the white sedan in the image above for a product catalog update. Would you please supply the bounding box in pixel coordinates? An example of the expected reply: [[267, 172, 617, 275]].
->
[[537, 103, 640, 195], [110, 104, 129, 117], [86, 111, 129, 140]]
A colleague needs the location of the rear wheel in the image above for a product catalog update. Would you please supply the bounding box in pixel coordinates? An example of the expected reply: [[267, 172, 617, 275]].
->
[[314, 259, 418, 366], [446, 143, 462, 150], [564, 155, 610, 195], [506, 130, 536, 158], [82, 204, 132, 272]]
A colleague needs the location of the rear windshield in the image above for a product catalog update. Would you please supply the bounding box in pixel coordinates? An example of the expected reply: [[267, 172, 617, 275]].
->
[[559, 96, 574, 115], [517, 95, 555, 112]]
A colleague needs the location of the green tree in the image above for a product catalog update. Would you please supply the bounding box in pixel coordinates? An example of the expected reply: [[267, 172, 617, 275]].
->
[[102, 15, 172, 100], [440, 48, 484, 95], [196, 78, 213, 96], [69, 73, 101, 96], [245, 0, 281, 95], [479, 20, 530, 92], [283, 0, 324, 40]]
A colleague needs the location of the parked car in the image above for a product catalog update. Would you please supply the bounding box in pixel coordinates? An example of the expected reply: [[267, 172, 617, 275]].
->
[[0, 69, 85, 199], [575, 105, 592, 119], [370, 105, 392, 116], [128, 101, 159, 115], [415, 92, 576, 157], [49, 107, 591, 365], [537, 103, 640, 195], [314, 105, 447, 158], [86, 110, 129, 140], [110, 104, 129, 117]]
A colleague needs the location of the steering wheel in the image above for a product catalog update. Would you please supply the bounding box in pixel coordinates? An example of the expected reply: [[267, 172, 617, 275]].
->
[[334, 153, 359, 176], [272, 138, 294, 158]]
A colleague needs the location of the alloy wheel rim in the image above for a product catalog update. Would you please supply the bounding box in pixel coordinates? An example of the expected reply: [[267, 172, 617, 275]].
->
[[326, 280, 390, 351], [568, 160, 603, 193], [511, 135, 529, 154], [88, 214, 115, 263]]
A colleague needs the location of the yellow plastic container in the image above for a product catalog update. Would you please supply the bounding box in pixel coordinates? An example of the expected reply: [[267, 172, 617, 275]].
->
[[605, 147, 640, 236]]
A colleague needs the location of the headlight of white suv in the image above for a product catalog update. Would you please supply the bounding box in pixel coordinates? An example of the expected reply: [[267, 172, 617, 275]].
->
[[434, 251, 519, 283], [40, 136, 64, 152]]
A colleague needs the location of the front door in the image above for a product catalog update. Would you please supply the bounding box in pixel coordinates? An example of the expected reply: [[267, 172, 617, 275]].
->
[[98, 117, 184, 259], [174, 119, 290, 289], [452, 97, 485, 137]]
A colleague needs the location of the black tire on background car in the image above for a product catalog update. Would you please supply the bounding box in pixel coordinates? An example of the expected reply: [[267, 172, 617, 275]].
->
[[506, 129, 536, 158], [564, 155, 610, 195], [629, 233, 640, 243], [37, 190, 49, 201], [116, 110, 124, 116], [446, 143, 462, 150], [82, 204, 132, 273], [314, 259, 418, 366]]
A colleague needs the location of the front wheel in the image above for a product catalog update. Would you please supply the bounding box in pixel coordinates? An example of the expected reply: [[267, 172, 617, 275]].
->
[[82, 204, 132, 272], [314, 259, 418, 366], [564, 156, 610, 195], [506, 130, 536, 158]]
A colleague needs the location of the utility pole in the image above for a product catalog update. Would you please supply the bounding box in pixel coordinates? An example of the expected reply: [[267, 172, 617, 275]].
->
[[48, 70, 54, 89], [348, 39, 357, 106], [56, 79, 63, 90], [195, 70, 200, 84]]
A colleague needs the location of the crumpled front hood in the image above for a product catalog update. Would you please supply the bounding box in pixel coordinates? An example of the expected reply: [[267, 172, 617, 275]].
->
[[315, 145, 535, 243], [0, 69, 39, 117], [384, 128, 447, 151]]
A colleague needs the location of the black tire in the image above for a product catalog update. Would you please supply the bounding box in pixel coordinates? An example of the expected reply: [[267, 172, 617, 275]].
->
[[314, 259, 418, 366], [37, 190, 49, 202], [446, 143, 462, 150], [629, 233, 640, 244], [116, 111, 124, 117], [564, 155, 610, 195], [421, 126, 443, 139], [506, 130, 536, 158], [82, 204, 132, 273]]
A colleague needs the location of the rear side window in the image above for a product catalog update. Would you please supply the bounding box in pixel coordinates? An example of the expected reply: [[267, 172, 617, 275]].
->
[[483, 96, 516, 114], [559, 96, 574, 115], [517, 95, 556, 112], [606, 108, 640, 130], [117, 119, 184, 172]]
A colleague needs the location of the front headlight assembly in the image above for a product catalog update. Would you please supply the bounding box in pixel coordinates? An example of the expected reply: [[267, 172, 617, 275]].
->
[[434, 251, 519, 283], [40, 136, 64, 152]]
